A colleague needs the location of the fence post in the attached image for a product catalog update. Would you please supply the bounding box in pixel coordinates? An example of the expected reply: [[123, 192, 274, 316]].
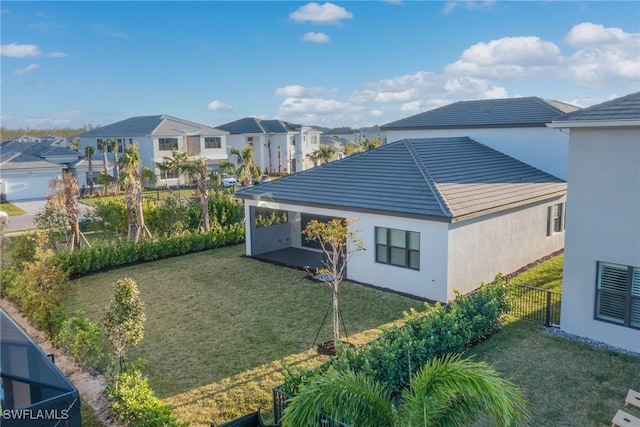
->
[[545, 291, 552, 327]]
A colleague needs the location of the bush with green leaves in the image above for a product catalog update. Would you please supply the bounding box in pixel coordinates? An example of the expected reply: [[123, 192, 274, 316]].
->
[[56, 311, 107, 371], [106, 370, 188, 427], [282, 274, 513, 396], [56, 223, 245, 276]]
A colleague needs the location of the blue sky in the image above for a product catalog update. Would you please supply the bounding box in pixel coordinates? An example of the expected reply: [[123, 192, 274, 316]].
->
[[2, 1, 639, 130]]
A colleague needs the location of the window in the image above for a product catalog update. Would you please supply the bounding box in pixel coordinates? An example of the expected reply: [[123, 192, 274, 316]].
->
[[105, 139, 125, 153], [547, 202, 564, 236], [158, 137, 178, 151], [310, 135, 318, 145], [290, 135, 296, 146], [375, 227, 420, 270], [205, 137, 222, 149], [596, 262, 640, 329]]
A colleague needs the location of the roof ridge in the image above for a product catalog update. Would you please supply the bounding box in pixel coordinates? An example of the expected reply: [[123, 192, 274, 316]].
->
[[404, 139, 453, 217]]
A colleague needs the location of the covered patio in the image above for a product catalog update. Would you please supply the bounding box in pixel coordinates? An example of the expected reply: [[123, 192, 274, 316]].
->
[[252, 247, 324, 271]]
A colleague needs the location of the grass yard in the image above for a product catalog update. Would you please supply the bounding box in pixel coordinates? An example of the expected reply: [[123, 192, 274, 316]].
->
[[66, 244, 425, 425], [468, 319, 640, 426], [0, 202, 26, 216], [511, 253, 564, 292]]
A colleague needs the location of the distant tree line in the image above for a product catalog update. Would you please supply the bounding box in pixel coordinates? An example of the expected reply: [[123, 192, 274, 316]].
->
[[0, 125, 98, 141]]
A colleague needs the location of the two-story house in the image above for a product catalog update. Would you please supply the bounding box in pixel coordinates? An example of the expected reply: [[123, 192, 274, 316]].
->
[[216, 118, 323, 174], [76, 115, 229, 186], [381, 97, 580, 179]]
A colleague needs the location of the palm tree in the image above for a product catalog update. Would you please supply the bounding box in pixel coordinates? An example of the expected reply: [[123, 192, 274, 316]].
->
[[306, 150, 321, 167], [84, 145, 95, 195], [229, 145, 261, 187], [265, 139, 273, 175], [97, 139, 109, 174], [317, 145, 335, 164], [183, 157, 214, 232], [344, 141, 358, 156], [281, 354, 529, 427], [119, 144, 156, 243], [164, 149, 189, 199], [48, 171, 82, 250], [155, 159, 171, 189], [358, 137, 382, 152], [108, 139, 120, 179]]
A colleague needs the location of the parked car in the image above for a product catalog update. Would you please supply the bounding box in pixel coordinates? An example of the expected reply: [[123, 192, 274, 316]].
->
[[221, 173, 237, 188], [253, 175, 272, 185]]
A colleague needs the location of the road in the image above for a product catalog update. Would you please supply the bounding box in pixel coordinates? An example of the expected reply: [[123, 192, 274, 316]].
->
[[3, 199, 93, 233]]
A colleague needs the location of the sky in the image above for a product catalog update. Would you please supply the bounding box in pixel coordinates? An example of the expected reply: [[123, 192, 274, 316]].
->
[[1, 1, 639, 131]]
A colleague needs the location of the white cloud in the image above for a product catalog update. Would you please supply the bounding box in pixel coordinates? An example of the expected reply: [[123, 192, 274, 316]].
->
[[369, 109, 384, 117], [2, 110, 82, 129], [0, 42, 66, 58], [289, 2, 353, 25], [13, 63, 39, 75], [275, 85, 329, 97], [279, 97, 356, 115], [446, 36, 563, 79], [400, 101, 422, 114], [564, 23, 640, 86], [374, 89, 416, 103], [208, 100, 232, 111], [302, 32, 330, 43]]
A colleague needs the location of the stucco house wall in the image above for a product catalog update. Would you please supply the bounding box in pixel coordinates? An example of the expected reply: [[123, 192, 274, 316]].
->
[[447, 196, 566, 299], [1, 166, 61, 200], [385, 127, 568, 180], [560, 127, 640, 352], [245, 199, 559, 303]]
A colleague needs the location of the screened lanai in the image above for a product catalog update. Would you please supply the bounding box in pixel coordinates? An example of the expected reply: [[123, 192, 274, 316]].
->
[[0, 309, 81, 426]]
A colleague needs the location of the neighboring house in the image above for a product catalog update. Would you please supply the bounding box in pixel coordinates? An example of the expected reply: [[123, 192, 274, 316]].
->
[[216, 118, 323, 174], [323, 126, 387, 145], [77, 115, 229, 186], [381, 97, 580, 179], [547, 91, 640, 353], [0, 139, 83, 200], [236, 136, 566, 302], [1, 309, 81, 426]]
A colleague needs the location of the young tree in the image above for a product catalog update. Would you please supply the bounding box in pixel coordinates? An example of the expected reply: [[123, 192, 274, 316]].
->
[[21, 243, 69, 339], [119, 144, 156, 242], [229, 145, 261, 187], [358, 137, 382, 152], [34, 203, 67, 251], [84, 145, 96, 195], [265, 139, 273, 174], [103, 277, 145, 389], [282, 354, 529, 427], [306, 150, 321, 167], [48, 171, 82, 250], [302, 218, 364, 347], [163, 149, 189, 199], [183, 156, 212, 232]]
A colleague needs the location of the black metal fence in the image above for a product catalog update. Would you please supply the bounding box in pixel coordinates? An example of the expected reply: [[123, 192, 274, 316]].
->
[[272, 387, 290, 426], [510, 284, 561, 327]]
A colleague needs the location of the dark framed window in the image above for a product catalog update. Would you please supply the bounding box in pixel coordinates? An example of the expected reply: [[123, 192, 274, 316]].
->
[[158, 137, 178, 151], [301, 213, 336, 249], [547, 203, 564, 236], [375, 227, 420, 270], [595, 262, 640, 329], [205, 137, 222, 149]]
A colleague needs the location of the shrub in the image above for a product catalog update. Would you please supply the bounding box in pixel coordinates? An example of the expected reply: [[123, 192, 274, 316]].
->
[[282, 275, 513, 396], [106, 370, 187, 427], [56, 311, 106, 370]]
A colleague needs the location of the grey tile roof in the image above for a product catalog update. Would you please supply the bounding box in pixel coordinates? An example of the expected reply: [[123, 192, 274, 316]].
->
[[237, 137, 566, 221], [0, 141, 81, 164], [216, 117, 322, 134], [381, 97, 580, 130], [77, 115, 165, 137], [1, 152, 61, 170], [551, 91, 640, 122]]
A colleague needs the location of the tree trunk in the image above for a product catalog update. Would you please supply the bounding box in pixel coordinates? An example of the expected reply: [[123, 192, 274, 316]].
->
[[114, 351, 121, 390], [332, 285, 340, 346], [102, 150, 109, 174], [133, 183, 145, 243], [69, 218, 81, 250], [88, 160, 94, 195], [200, 179, 210, 233]]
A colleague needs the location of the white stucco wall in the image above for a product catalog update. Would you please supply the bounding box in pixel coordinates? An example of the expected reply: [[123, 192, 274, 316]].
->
[[242, 199, 451, 301], [385, 127, 569, 179], [447, 197, 566, 300], [561, 127, 640, 353]]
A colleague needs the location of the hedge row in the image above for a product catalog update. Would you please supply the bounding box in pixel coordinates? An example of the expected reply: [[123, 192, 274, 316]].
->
[[56, 223, 245, 276], [282, 274, 513, 396]]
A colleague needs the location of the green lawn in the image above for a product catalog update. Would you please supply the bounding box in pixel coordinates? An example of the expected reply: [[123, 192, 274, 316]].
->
[[66, 244, 425, 425], [511, 253, 564, 293], [468, 319, 640, 426], [0, 202, 26, 216]]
